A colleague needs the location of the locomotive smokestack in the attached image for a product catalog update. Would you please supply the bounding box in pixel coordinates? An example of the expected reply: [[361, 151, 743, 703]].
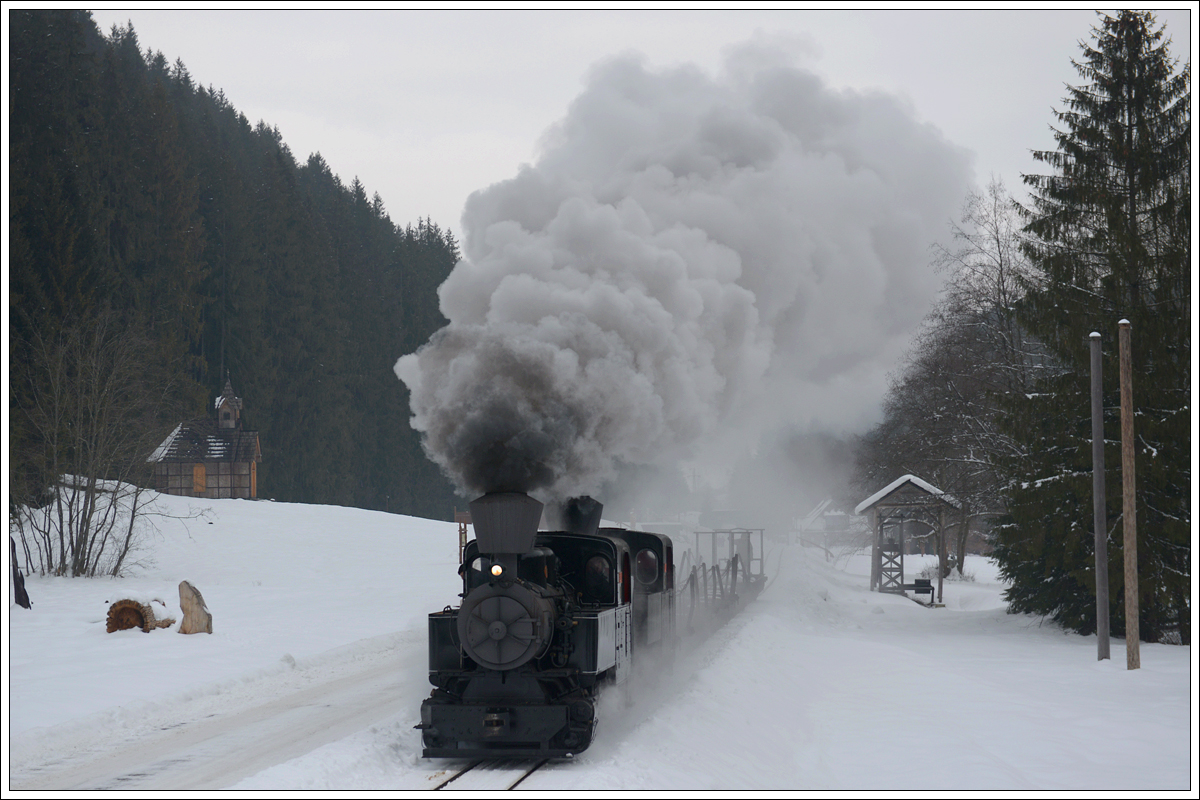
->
[[469, 492, 544, 557], [550, 496, 603, 537]]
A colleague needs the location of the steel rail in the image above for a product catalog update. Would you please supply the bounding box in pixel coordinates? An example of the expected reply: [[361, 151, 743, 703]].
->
[[506, 758, 549, 790], [432, 760, 481, 790]]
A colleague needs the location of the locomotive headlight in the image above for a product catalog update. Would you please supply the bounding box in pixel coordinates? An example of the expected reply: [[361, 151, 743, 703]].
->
[[490, 564, 504, 577]]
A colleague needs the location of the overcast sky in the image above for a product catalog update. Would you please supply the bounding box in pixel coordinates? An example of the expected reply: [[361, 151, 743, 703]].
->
[[87, 8, 1194, 241]]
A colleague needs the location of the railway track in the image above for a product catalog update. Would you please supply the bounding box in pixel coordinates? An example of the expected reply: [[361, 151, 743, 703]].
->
[[433, 758, 549, 791]]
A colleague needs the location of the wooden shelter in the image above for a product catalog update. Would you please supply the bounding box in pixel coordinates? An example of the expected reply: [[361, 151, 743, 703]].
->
[[149, 379, 261, 499], [855, 474, 960, 603]]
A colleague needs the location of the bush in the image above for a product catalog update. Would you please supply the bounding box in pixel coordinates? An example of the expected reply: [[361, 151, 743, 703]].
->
[[919, 562, 975, 583]]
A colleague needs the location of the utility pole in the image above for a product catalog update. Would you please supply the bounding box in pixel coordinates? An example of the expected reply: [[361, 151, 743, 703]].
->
[[1118, 320, 1139, 670], [1089, 332, 1110, 660]]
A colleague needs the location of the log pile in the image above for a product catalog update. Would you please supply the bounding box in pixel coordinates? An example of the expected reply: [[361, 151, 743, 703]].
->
[[106, 598, 176, 633]]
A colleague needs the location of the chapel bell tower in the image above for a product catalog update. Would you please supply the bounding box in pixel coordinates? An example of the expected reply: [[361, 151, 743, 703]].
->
[[216, 378, 244, 430]]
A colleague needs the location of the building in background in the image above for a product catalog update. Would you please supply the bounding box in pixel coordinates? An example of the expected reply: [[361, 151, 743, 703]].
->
[[149, 379, 261, 498]]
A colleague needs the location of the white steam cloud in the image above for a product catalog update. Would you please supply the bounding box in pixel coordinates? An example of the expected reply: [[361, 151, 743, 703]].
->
[[395, 46, 972, 503]]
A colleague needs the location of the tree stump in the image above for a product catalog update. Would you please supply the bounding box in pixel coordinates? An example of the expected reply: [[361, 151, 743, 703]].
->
[[11, 537, 31, 609], [106, 599, 175, 633], [178, 580, 213, 634]]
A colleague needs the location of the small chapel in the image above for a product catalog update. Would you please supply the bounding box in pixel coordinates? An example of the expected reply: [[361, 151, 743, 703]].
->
[[149, 378, 262, 499]]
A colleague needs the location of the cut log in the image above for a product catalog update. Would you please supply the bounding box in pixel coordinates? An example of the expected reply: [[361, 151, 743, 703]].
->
[[178, 580, 213, 634], [106, 598, 175, 633]]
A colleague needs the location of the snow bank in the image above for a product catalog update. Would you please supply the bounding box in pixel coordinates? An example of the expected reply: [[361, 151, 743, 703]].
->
[[6, 492, 1193, 790]]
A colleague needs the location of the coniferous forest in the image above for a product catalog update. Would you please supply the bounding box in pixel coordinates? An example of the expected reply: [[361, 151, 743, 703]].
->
[[10, 10, 460, 519]]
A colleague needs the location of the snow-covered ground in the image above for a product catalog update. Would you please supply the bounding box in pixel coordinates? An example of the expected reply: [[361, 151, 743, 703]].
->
[[5, 492, 1195, 791]]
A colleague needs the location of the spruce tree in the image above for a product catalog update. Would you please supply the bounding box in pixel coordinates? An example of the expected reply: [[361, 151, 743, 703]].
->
[[996, 12, 1190, 643]]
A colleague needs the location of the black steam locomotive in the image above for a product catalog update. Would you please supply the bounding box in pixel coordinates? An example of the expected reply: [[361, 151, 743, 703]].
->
[[417, 491, 675, 758]]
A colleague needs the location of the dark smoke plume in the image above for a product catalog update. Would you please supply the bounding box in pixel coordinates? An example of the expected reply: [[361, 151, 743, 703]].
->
[[396, 45, 971, 503]]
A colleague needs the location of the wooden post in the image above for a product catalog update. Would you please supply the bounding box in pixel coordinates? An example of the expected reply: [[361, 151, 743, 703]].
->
[[1090, 332, 1110, 660], [1118, 320, 1139, 669], [936, 506, 945, 604], [870, 508, 880, 591]]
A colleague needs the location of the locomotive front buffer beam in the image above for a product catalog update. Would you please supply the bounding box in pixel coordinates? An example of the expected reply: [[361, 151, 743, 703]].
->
[[419, 699, 592, 758]]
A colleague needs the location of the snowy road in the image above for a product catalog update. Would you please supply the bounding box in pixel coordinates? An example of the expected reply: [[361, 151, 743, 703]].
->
[[9, 633, 416, 791], [9, 609, 749, 792]]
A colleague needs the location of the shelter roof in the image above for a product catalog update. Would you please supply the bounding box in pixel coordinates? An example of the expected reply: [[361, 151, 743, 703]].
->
[[854, 474, 960, 515]]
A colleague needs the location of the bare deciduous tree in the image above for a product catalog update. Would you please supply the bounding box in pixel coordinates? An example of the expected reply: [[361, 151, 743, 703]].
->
[[856, 180, 1052, 576], [10, 308, 179, 577]]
